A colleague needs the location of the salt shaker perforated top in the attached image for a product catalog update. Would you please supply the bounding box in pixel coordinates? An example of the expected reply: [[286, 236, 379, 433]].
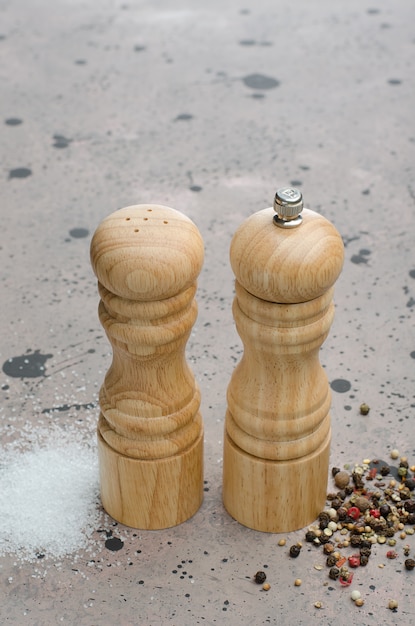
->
[[90, 204, 204, 530]]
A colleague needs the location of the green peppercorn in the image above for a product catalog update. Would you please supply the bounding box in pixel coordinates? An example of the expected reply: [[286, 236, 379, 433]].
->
[[405, 559, 415, 571], [398, 467, 408, 478], [360, 403, 370, 415], [254, 571, 267, 584]]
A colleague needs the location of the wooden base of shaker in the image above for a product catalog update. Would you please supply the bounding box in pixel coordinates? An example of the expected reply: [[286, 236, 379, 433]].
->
[[222, 429, 331, 533], [97, 429, 204, 529]]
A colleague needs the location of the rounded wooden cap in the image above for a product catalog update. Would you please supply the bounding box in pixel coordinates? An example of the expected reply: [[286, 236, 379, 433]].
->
[[230, 207, 344, 303], [90, 205, 204, 301]]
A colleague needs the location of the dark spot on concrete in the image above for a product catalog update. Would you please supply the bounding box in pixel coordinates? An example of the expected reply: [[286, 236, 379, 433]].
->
[[240, 9, 250, 14], [9, 167, 32, 179], [5, 118, 22, 126], [409, 270, 415, 279], [53, 134, 71, 148], [290, 180, 302, 187], [42, 401, 96, 414], [299, 165, 310, 171], [239, 39, 255, 46], [75, 59, 87, 65], [105, 537, 124, 551], [388, 79, 402, 85], [2, 350, 53, 378], [362, 189, 370, 195], [243, 73, 280, 90], [189, 185, 202, 192], [69, 227, 89, 238], [351, 249, 371, 265], [175, 113, 193, 121], [367, 8, 380, 14], [250, 93, 265, 99], [410, 351, 415, 359], [134, 45, 146, 52], [330, 379, 352, 393], [407, 297, 415, 308]]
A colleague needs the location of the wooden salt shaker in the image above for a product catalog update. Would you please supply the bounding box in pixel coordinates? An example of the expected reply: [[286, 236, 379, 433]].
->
[[223, 188, 344, 532], [90, 204, 204, 529]]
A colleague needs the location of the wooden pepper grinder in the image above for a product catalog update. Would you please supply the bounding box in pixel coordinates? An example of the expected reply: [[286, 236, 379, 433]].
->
[[90, 204, 204, 529], [223, 188, 344, 532]]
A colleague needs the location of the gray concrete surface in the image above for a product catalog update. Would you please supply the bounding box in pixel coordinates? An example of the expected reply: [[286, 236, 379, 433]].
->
[[1, 0, 415, 624]]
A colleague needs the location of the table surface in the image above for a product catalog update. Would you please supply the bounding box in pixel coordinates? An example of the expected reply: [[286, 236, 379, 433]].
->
[[1, 1, 415, 624]]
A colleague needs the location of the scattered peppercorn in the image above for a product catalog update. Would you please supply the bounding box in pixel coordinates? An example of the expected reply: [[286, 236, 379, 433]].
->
[[360, 403, 370, 415], [405, 558, 415, 571], [254, 571, 266, 584], [388, 599, 398, 610], [262, 583, 271, 591], [329, 567, 340, 580], [334, 471, 350, 489], [326, 554, 337, 567], [289, 545, 301, 558]]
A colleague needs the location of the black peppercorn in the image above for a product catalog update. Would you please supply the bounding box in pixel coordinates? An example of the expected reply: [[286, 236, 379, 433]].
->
[[289, 545, 301, 558], [332, 467, 341, 477], [380, 465, 390, 476], [254, 571, 267, 584], [305, 530, 317, 543], [318, 534, 331, 545], [404, 500, 415, 513], [360, 547, 371, 558], [330, 498, 342, 510], [326, 554, 337, 567], [407, 513, 415, 525], [404, 559, 415, 571], [361, 540, 372, 549], [337, 507, 348, 520], [405, 479, 415, 491], [329, 567, 340, 580], [359, 555, 369, 566], [318, 511, 331, 524], [380, 503, 391, 518], [350, 535, 362, 547], [400, 459, 409, 469]]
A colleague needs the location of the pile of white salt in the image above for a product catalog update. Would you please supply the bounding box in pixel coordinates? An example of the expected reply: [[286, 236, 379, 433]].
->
[[0, 436, 101, 562]]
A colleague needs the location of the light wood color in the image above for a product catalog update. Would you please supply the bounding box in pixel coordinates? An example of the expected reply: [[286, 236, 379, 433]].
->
[[90, 205, 204, 529], [223, 207, 344, 532]]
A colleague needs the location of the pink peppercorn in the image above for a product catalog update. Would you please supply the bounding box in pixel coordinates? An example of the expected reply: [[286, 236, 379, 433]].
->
[[369, 509, 380, 518], [347, 506, 360, 520], [348, 555, 361, 568]]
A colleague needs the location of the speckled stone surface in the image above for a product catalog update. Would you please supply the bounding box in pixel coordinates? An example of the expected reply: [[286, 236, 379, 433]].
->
[[1, 0, 415, 624]]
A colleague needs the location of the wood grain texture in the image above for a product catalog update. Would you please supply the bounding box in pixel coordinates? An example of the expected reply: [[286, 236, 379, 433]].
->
[[223, 206, 344, 532], [90, 205, 204, 529]]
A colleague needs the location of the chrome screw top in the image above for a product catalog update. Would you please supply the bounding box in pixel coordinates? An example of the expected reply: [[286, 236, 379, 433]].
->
[[273, 187, 303, 228]]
